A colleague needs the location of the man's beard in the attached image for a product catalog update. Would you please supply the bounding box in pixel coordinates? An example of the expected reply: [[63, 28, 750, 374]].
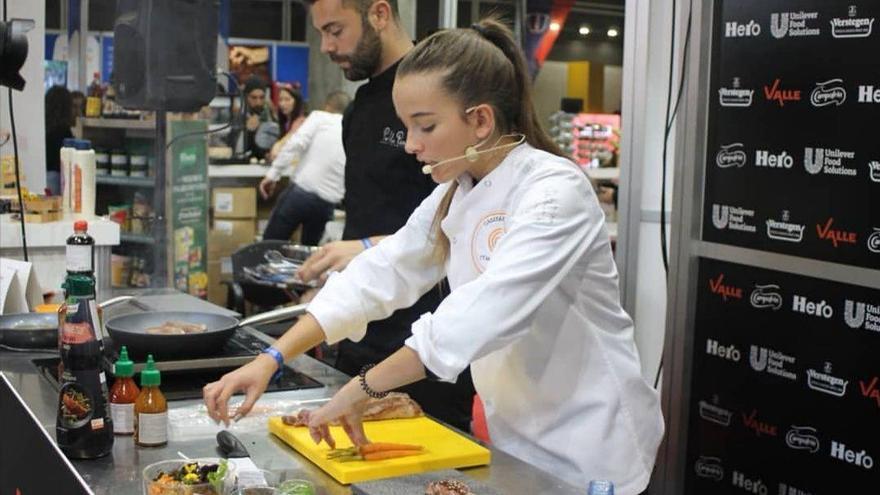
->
[[331, 21, 382, 81]]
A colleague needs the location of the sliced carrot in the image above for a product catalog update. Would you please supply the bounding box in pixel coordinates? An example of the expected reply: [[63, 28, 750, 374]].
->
[[358, 442, 423, 455], [362, 449, 424, 461]]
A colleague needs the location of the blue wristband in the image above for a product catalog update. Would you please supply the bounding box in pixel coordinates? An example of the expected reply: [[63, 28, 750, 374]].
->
[[360, 237, 373, 249], [262, 346, 284, 382]]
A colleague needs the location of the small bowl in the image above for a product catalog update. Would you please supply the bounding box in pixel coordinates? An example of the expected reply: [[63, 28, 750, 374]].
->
[[235, 471, 315, 495], [143, 458, 238, 495]]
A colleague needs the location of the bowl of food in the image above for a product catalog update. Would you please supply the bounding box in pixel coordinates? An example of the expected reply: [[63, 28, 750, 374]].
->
[[143, 458, 237, 495]]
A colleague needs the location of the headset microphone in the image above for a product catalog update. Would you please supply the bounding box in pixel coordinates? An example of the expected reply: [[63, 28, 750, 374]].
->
[[421, 134, 525, 175]]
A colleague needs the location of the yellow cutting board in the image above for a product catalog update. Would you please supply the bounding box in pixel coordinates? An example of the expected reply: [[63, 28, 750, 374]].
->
[[267, 416, 491, 484]]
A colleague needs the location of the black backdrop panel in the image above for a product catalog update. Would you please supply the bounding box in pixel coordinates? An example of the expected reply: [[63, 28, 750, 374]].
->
[[702, 0, 880, 270], [685, 258, 880, 494]]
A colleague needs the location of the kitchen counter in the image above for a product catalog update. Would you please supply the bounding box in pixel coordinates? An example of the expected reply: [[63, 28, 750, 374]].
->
[[0, 290, 582, 495]]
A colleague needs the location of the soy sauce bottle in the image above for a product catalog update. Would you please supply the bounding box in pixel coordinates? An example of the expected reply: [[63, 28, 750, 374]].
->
[[57, 223, 114, 459]]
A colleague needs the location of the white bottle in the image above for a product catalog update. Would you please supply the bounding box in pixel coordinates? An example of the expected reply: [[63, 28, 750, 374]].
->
[[59, 138, 76, 214], [72, 139, 97, 218]]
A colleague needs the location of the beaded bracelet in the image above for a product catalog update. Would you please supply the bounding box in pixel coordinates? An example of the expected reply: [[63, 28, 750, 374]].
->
[[358, 364, 389, 399]]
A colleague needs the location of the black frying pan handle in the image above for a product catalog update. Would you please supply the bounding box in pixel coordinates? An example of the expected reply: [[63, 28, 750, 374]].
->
[[216, 430, 249, 458]]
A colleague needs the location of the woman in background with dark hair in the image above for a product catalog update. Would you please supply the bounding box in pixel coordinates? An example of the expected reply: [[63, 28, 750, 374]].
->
[[45, 85, 74, 195], [268, 85, 306, 162]]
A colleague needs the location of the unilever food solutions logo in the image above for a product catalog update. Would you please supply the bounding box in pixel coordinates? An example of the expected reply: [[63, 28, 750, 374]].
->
[[844, 298, 880, 332], [716, 143, 747, 168], [806, 361, 849, 397], [750, 284, 783, 310], [803, 147, 857, 176], [719, 78, 754, 107], [750, 345, 797, 380], [810, 79, 847, 107], [712, 204, 756, 233], [831, 5, 875, 38], [786, 425, 820, 453], [695, 456, 724, 481], [771, 10, 821, 38]]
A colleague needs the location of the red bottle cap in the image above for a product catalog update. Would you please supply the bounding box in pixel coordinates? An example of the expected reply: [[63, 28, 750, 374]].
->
[[74, 220, 88, 232]]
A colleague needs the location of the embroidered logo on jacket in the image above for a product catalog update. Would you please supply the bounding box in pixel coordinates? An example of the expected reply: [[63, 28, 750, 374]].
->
[[471, 211, 507, 273]]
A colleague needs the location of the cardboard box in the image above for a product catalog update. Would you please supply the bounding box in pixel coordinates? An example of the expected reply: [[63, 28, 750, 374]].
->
[[209, 219, 257, 259], [212, 187, 257, 219], [206, 260, 230, 308]]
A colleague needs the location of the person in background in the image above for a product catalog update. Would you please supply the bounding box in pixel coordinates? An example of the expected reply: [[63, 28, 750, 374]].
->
[[204, 0, 476, 434], [70, 90, 86, 119], [260, 91, 351, 244], [267, 85, 307, 162], [228, 76, 277, 160], [44, 85, 74, 195]]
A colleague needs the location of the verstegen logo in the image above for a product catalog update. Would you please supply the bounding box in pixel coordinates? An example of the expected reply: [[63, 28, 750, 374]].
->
[[766, 210, 805, 243], [712, 204, 756, 233], [717, 143, 747, 168], [810, 79, 847, 107], [807, 362, 849, 397], [750, 284, 782, 310], [831, 5, 875, 38], [695, 456, 724, 481], [719, 77, 754, 107], [771, 11, 820, 38], [786, 425, 820, 453], [845, 299, 880, 333], [699, 397, 732, 427]]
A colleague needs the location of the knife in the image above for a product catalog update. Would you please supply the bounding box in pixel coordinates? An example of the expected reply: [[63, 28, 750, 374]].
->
[[217, 430, 268, 487]]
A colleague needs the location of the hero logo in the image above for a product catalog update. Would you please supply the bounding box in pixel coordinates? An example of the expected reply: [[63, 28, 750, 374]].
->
[[719, 77, 754, 107], [868, 228, 880, 253], [741, 409, 777, 437], [766, 210, 805, 243], [859, 376, 880, 408], [750, 284, 782, 310], [792, 295, 833, 318], [712, 204, 757, 233], [870, 161, 880, 182], [844, 299, 880, 332], [815, 218, 858, 247], [785, 425, 820, 453], [858, 85, 880, 103], [717, 143, 747, 168], [830, 440, 874, 469], [831, 6, 875, 38], [807, 362, 848, 397], [725, 20, 761, 38], [750, 345, 796, 381], [803, 147, 857, 176], [810, 79, 847, 107], [755, 149, 793, 168], [778, 482, 813, 495], [732, 470, 768, 495], [770, 11, 820, 39], [709, 273, 743, 301], [706, 338, 741, 362], [764, 79, 801, 106], [695, 456, 724, 481], [699, 396, 732, 426]]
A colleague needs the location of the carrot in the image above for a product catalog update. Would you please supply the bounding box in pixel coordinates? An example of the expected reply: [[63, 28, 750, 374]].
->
[[362, 449, 424, 461], [358, 443, 423, 455]]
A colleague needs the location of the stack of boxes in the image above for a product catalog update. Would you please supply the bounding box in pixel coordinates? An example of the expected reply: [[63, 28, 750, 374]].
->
[[207, 187, 257, 307]]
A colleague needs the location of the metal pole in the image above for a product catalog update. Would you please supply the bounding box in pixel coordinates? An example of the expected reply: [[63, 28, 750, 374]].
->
[[282, 0, 292, 41], [514, 0, 525, 47], [438, 0, 457, 29], [154, 109, 168, 288], [79, 0, 88, 91]]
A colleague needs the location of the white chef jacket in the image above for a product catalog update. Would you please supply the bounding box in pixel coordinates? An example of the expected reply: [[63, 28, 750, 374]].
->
[[307, 144, 664, 494]]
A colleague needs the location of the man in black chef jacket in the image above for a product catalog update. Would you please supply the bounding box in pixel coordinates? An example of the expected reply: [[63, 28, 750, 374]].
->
[[295, 0, 475, 432]]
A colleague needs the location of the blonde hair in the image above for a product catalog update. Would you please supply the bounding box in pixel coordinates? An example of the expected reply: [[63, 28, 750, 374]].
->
[[397, 18, 566, 262]]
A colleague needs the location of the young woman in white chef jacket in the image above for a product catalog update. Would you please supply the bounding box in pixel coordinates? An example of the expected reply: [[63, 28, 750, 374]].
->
[[204, 17, 664, 495]]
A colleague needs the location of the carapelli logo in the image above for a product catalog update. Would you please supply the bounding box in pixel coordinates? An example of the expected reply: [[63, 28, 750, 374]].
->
[[815, 218, 858, 247], [785, 425, 820, 453], [803, 147, 857, 176], [870, 161, 880, 182], [695, 456, 724, 481], [709, 273, 743, 301], [830, 440, 874, 469], [706, 339, 741, 362], [741, 409, 777, 437], [712, 204, 757, 233], [731, 470, 768, 494], [859, 376, 880, 408], [807, 362, 848, 397], [766, 210, 805, 243], [750, 345, 796, 380], [716, 143, 747, 168], [771, 11, 821, 39], [764, 79, 801, 106], [868, 228, 880, 253], [699, 397, 732, 426], [844, 299, 880, 332], [719, 77, 754, 107], [831, 5, 875, 38], [750, 284, 782, 310], [725, 20, 761, 38], [778, 482, 813, 495], [810, 79, 847, 107]]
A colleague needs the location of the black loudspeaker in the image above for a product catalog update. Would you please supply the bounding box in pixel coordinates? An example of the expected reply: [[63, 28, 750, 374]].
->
[[113, 0, 219, 112]]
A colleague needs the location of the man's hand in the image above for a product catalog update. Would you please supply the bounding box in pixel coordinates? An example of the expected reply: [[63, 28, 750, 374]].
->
[[259, 177, 278, 200], [246, 114, 261, 131]]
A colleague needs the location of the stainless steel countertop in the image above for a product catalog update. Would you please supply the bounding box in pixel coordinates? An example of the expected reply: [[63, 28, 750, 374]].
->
[[0, 290, 582, 494]]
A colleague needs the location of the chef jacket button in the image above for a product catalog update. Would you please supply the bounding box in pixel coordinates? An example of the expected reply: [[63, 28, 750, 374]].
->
[[451, 237, 457, 244], [484, 180, 492, 187]]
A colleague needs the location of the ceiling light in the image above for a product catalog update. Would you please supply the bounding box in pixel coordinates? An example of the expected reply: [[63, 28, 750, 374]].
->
[[578, 26, 590, 36], [550, 22, 561, 32], [607, 27, 619, 38]]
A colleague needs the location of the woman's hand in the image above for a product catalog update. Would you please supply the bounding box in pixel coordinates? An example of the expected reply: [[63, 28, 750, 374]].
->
[[297, 240, 365, 284], [203, 353, 277, 426], [305, 379, 370, 448]]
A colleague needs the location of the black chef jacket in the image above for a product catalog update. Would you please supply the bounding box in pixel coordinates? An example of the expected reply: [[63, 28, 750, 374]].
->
[[337, 60, 475, 433]]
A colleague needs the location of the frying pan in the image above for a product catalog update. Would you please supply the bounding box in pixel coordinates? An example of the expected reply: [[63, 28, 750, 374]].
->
[[104, 303, 308, 359], [0, 296, 134, 350]]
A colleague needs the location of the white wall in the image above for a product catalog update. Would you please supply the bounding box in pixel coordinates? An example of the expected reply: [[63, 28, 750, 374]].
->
[[602, 65, 623, 113], [532, 60, 568, 128], [0, 1, 46, 193]]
